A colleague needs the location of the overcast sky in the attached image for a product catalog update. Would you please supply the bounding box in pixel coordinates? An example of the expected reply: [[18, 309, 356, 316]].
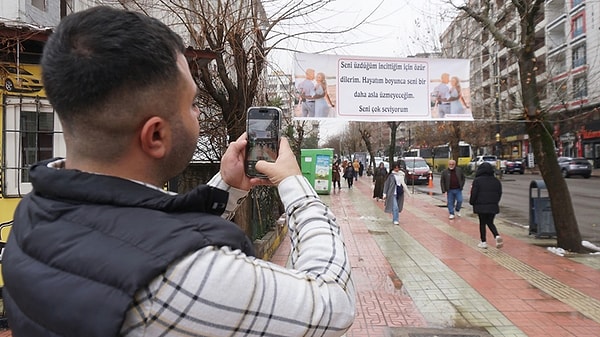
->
[[268, 0, 457, 72]]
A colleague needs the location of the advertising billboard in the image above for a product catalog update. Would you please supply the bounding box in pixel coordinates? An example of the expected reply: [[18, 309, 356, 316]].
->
[[293, 52, 472, 122]]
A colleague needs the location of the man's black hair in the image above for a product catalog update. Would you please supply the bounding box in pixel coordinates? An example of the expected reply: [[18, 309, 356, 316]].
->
[[41, 6, 186, 119]]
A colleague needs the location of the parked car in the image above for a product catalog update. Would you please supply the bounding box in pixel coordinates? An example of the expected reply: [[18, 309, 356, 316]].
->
[[399, 157, 432, 185], [468, 155, 497, 171], [372, 157, 389, 171], [558, 157, 592, 178], [0, 62, 43, 92], [504, 158, 525, 174]]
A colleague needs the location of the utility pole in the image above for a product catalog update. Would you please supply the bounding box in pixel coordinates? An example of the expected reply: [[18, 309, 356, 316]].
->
[[494, 47, 501, 158]]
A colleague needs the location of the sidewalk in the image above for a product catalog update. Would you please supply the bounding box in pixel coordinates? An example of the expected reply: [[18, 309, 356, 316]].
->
[[271, 177, 600, 337]]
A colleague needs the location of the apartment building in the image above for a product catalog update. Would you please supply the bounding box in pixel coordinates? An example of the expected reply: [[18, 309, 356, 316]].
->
[[441, 0, 600, 168], [545, 0, 600, 166], [266, 71, 294, 117]]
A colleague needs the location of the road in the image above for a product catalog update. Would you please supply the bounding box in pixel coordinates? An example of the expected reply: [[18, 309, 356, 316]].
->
[[422, 172, 600, 247]]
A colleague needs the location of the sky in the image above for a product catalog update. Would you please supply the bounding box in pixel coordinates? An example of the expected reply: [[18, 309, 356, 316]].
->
[[266, 0, 460, 142], [268, 0, 457, 71]]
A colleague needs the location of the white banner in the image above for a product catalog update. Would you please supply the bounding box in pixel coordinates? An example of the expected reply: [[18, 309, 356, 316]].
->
[[293, 53, 473, 121]]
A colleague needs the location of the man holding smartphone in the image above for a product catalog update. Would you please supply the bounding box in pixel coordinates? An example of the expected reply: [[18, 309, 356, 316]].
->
[[2, 6, 355, 337]]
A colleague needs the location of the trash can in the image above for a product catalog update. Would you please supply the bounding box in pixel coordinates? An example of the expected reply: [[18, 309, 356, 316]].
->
[[301, 148, 333, 195], [528, 180, 556, 238]]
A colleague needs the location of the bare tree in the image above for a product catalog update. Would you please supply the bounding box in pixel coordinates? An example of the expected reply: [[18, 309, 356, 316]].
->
[[386, 121, 401, 164], [454, 0, 582, 252], [112, 0, 384, 140], [356, 123, 376, 172]]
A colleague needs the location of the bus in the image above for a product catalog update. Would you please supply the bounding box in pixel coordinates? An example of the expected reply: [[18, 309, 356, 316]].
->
[[404, 142, 473, 171]]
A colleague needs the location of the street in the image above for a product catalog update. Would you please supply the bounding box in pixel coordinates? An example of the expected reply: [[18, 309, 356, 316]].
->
[[422, 172, 600, 247]]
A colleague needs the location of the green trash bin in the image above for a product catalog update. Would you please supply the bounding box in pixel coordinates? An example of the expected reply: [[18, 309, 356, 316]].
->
[[301, 148, 333, 195]]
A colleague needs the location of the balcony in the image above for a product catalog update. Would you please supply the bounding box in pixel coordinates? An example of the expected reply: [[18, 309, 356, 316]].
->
[[546, 14, 566, 31], [570, 0, 585, 15]]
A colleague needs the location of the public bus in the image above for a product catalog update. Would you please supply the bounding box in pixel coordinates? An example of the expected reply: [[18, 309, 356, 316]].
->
[[404, 142, 473, 171]]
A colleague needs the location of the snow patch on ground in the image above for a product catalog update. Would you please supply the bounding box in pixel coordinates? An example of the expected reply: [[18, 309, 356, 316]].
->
[[547, 247, 566, 256], [547, 241, 600, 256], [582, 240, 600, 253]]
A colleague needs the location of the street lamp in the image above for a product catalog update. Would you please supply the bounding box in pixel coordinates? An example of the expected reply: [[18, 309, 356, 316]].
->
[[495, 132, 501, 157]]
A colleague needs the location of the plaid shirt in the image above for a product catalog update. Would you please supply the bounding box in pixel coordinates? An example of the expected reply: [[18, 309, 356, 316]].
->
[[120, 175, 355, 337]]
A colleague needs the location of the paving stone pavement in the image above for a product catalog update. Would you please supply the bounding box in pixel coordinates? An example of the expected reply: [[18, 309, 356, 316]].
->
[[272, 176, 600, 337]]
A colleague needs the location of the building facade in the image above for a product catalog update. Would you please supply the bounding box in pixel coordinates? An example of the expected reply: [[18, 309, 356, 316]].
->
[[441, 0, 600, 167]]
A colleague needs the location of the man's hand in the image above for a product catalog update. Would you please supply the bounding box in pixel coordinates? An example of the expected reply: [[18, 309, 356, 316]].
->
[[255, 137, 301, 186], [220, 132, 260, 191]]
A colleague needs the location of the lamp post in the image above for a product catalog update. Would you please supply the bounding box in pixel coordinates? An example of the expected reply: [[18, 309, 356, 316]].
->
[[495, 132, 503, 179], [495, 132, 501, 157]]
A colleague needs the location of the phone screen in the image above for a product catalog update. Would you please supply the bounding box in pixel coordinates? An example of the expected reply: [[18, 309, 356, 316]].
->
[[245, 107, 281, 177]]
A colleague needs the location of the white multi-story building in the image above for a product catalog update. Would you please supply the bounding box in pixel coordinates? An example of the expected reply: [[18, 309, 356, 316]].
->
[[0, 1, 60, 27], [266, 71, 294, 117], [441, 0, 600, 168]]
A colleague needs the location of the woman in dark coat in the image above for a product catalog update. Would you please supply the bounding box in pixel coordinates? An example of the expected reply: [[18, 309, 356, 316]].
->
[[469, 162, 503, 249], [372, 162, 387, 201], [343, 164, 355, 189], [332, 162, 341, 191]]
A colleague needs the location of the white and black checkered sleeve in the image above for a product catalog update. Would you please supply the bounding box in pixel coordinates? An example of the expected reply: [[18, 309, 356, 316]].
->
[[207, 172, 249, 220], [122, 175, 355, 337]]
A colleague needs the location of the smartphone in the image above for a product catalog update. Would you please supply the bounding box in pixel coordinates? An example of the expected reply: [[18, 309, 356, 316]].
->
[[245, 106, 282, 177]]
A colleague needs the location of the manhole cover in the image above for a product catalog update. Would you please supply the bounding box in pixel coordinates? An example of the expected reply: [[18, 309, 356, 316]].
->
[[388, 327, 492, 337], [408, 333, 480, 337]]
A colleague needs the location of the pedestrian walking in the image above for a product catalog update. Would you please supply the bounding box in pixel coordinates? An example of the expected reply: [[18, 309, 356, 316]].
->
[[383, 161, 409, 225], [344, 164, 355, 189], [440, 159, 465, 219], [332, 161, 341, 191], [372, 162, 387, 201], [469, 162, 504, 249]]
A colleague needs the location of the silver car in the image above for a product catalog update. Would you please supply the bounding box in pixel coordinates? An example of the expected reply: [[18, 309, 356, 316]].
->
[[558, 157, 592, 178], [468, 155, 497, 171]]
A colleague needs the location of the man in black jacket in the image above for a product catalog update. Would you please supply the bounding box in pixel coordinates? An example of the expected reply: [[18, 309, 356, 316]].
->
[[440, 160, 466, 219], [2, 6, 355, 337]]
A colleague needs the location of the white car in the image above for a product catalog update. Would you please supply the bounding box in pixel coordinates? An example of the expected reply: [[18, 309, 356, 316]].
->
[[469, 155, 498, 171], [372, 157, 389, 171]]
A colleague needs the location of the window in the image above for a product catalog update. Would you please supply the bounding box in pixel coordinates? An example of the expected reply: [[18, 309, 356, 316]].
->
[[572, 0, 584, 8], [572, 43, 586, 68], [553, 79, 568, 101], [573, 76, 587, 99], [3, 96, 65, 196], [572, 14, 584, 38], [31, 0, 46, 11]]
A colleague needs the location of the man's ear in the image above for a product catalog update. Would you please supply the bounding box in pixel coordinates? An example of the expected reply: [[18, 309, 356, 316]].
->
[[139, 116, 168, 159]]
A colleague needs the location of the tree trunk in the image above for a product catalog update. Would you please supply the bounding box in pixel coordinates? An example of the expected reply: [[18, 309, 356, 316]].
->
[[387, 122, 400, 165], [519, 55, 583, 252]]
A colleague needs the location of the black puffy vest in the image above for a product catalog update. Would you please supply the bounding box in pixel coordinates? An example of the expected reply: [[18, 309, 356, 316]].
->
[[2, 159, 255, 337]]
